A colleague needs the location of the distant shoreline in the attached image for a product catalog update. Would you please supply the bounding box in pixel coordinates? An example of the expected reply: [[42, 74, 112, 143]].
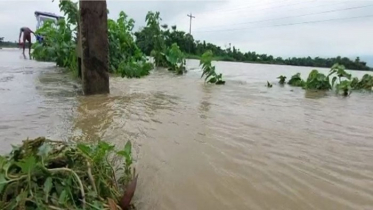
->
[[185, 54, 373, 71], [1, 46, 371, 71]]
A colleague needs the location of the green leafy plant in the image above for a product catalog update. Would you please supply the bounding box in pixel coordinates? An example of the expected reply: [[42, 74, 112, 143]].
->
[[145, 11, 168, 67], [31, 19, 78, 75], [288, 73, 305, 87], [336, 80, 352, 96], [277, 63, 373, 97], [277, 75, 286, 84], [355, 74, 373, 90], [164, 43, 186, 75], [328, 63, 351, 88], [304, 69, 331, 90], [0, 137, 136, 209], [118, 60, 153, 78], [266, 81, 273, 88], [108, 11, 153, 77], [200, 50, 225, 85]]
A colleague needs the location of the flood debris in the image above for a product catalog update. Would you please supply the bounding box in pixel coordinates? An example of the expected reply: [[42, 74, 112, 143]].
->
[[0, 137, 137, 210]]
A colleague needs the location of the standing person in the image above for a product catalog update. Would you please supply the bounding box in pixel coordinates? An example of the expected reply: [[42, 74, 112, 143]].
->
[[18, 27, 35, 56]]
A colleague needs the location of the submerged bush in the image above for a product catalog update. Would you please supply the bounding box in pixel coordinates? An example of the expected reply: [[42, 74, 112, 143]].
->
[[279, 63, 373, 96], [118, 60, 153, 78], [355, 74, 373, 90], [200, 50, 225, 85], [288, 73, 305, 87], [304, 69, 331, 90], [277, 75, 286, 85], [164, 43, 186, 75], [0, 137, 137, 210]]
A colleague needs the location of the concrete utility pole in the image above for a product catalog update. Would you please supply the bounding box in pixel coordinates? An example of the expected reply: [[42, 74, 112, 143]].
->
[[187, 13, 195, 34], [79, 0, 110, 95]]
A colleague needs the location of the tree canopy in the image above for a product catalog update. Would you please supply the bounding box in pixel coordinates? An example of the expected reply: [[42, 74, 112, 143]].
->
[[134, 23, 372, 71]]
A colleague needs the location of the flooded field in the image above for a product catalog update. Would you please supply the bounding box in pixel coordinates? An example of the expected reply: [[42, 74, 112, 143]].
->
[[1, 48, 373, 210]]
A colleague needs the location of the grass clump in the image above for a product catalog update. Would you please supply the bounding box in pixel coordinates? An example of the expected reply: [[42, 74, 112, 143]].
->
[[0, 137, 137, 210]]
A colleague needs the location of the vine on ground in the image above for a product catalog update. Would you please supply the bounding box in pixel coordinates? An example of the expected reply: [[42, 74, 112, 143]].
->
[[0, 137, 136, 210]]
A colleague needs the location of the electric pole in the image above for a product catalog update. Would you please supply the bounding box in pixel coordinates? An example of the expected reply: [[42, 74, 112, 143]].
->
[[187, 13, 195, 54], [187, 13, 195, 34]]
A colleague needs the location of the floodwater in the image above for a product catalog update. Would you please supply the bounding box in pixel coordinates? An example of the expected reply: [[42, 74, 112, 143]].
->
[[1, 48, 373, 210]]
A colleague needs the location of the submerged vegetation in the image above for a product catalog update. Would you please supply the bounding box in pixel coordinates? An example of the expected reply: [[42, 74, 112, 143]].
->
[[31, 1, 225, 83], [277, 75, 286, 85], [0, 137, 137, 210], [164, 43, 187, 75], [278, 63, 373, 96], [200, 50, 225, 85]]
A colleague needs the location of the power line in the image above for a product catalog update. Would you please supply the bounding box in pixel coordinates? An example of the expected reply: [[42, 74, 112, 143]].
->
[[187, 13, 196, 54], [196, 0, 291, 15], [194, 14, 373, 33], [197, 3, 373, 30], [200, 0, 351, 29], [197, 0, 316, 16]]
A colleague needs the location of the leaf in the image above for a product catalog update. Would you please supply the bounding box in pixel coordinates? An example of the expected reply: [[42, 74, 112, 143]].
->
[[331, 76, 337, 87], [0, 172, 6, 194], [38, 142, 52, 158], [43, 177, 53, 201], [77, 144, 92, 156], [205, 71, 216, 82], [16, 156, 36, 174], [207, 77, 217, 83], [58, 189, 68, 204], [124, 141, 132, 156]]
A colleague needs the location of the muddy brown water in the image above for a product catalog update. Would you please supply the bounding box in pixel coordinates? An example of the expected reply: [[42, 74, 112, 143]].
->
[[1, 48, 373, 210]]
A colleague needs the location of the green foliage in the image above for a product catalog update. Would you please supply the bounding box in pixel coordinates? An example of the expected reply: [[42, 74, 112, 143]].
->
[[33, 0, 153, 78], [56, 0, 79, 27], [354, 74, 373, 90], [118, 60, 153, 78], [304, 69, 331, 90], [32, 20, 78, 75], [32, 0, 78, 75], [164, 43, 186, 75], [277, 75, 286, 84], [336, 80, 352, 96], [280, 63, 373, 96], [108, 11, 153, 77], [266, 81, 273, 88], [200, 50, 225, 85], [288, 73, 305, 87], [145, 11, 168, 67], [0, 137, 135, 209]]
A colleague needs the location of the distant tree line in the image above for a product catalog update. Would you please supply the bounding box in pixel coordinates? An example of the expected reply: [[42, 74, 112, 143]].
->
[[134, 24, 371, 71], [0, 37, 18, 48]]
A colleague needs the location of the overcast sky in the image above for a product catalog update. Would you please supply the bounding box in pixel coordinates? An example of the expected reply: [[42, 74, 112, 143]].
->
[[0, 0, 372, 64]]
